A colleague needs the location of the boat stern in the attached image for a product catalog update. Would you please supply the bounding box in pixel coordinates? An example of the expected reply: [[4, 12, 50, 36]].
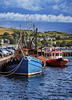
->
[[64, 58, 68, 64]]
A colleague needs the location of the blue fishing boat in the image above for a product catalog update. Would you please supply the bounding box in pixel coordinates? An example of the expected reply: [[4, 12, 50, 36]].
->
[[0, 26, 46, 77], [5, 55, 43, 76]]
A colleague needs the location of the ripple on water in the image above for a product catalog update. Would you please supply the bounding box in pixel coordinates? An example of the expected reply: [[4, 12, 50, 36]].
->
[[0, 57, 72, 100]]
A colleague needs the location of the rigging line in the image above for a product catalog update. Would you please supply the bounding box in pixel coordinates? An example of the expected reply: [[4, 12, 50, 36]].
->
[[0, 57, 24, 77], [35, 21, 45, 28], [0, 59, 22, 74], [19, 24, 25, 56], [37, 22, 53, 28], [26, 22, 43, 30], [36, 22, 43, 27], [16, 37, 21, 50]]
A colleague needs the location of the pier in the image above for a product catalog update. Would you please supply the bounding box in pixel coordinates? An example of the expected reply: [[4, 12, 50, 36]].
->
[[38, 49, 72, 57], [0, 55, 14, 70], [62, 50, 72, 56]]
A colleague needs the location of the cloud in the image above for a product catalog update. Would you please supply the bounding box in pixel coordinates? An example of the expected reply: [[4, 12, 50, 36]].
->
[[0, 0, 66, 11], [1, 0, 42, 11], [52, 2, 66, 11], [0, 0, 72, 15], [52, 1, 72, 15], [44, 0, 62, 3], [0, 12, 72, 23]]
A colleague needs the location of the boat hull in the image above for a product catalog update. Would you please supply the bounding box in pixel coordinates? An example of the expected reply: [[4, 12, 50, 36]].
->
[[6, 56, 43, 76], [46, 58, 68, 67]]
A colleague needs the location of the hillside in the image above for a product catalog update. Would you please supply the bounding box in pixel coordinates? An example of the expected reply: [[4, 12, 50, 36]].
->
[[0, 27, 15, 35], [0, 27, 72, 47], [0, 27, 30, 35], [0, 27, 71, 36], [43, 31, 71, 37]]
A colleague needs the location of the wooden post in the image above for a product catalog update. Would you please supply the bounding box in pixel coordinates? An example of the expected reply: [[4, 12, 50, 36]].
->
[[46, 54, 47, 57], [37, 48, 38, 57], [41, 47, 42, 56]]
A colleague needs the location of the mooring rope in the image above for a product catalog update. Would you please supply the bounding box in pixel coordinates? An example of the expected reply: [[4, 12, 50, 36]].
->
[[0, 56, 45, 77], [0, 57, 24, 77], [0, 29, 26, 77]]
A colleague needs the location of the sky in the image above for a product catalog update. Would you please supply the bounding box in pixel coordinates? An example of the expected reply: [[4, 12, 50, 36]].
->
[[0, 0, 72, 33]]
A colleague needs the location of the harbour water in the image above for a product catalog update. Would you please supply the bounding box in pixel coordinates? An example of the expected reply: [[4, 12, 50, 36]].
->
[[0, 57, 72, 100]]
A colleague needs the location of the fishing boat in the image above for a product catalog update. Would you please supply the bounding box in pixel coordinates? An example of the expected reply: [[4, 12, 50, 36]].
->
[[46, 49, 68, 66], [0, 26, 46, 76]]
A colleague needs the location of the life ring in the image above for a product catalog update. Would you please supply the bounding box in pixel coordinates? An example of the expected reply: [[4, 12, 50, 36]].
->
[[27, 56, 31, 61]]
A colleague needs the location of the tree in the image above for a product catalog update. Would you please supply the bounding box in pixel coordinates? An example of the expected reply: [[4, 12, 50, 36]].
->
[[9, 37, 16, 44], [56, 41, 60, 47], [60, 41, 66, 47], [16, 30, 20, 36], [56, 36, 61, 40], [0, 39, 2, 44], [12, 33, 17, 39], [66, 42, 71, 47], [3, 32, 9, 36]]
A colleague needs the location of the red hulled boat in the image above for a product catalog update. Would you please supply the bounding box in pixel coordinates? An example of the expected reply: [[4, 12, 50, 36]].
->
[[46, 50, 68, 67]]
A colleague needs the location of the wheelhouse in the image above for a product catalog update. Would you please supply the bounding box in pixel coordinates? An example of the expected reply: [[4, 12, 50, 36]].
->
[[50, 50, 63, 59]]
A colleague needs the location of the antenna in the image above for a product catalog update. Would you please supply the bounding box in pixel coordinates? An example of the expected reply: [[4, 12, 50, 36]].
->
[[20, 24, 21, 37], [26, 16, 33, 41], [33, 24, 35, 32], [26, 16, 32, 28]]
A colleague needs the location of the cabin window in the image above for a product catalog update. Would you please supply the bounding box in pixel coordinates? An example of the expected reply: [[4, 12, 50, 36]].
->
[[53, 53, 54, 56], [60, 53, 62, 56], [56, 53, 59, 56], [34, 51, 37, 54], [26, 50, 28, 55], [49, 53, 51, 56]]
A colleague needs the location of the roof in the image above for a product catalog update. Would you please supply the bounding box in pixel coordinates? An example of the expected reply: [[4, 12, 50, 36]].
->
[[51, 50, 62, 53]]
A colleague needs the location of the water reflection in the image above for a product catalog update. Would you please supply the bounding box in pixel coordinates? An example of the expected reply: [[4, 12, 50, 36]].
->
[[47, 65, 68, 71], [0, 57, 72, 100]]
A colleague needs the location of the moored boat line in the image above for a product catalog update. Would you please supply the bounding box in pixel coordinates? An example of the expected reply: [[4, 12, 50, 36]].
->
[[0, 25, 70, 77], [0, 27, 46, 77]]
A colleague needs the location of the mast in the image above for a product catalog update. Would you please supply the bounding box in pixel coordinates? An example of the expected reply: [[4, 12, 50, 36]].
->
[[26, 17, 32, 45], [35, 28, 38, 49], [20, 24, 21, 42], [24, 29, 27, 47], [35, 28, 38, 57], [33, 24, 35, 32], [19, 24, 25, 56]]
